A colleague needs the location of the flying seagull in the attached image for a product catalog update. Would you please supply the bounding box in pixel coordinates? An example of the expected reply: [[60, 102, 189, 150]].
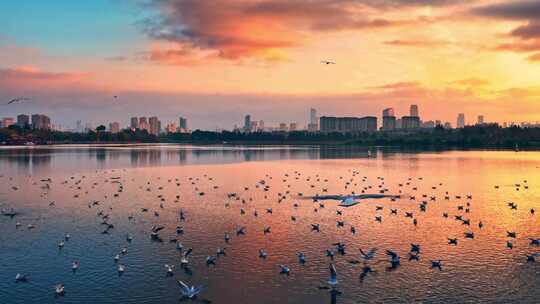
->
[[178, 280, 204, 299], [321, 60, 336, 65], [7, 97, 29, 105]]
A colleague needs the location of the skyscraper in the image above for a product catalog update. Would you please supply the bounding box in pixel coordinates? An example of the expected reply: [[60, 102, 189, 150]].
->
[[17, 114, 30, 128], [130, 117, 139, 129], [244, 115, 251, 132], [457, 113, 465, 128], [139, 117, 148, 131], [178, 117, 188, 132], [149, 116, 161, 135], [382, 108, 396, 130], [308, 108, 319, 131], [31, 114, 51, 130], [410, 104, 419, 117]]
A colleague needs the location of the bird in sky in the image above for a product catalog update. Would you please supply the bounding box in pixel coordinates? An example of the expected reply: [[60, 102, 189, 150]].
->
[[321, 60, 336, 65], [7, 97, 30, 105]]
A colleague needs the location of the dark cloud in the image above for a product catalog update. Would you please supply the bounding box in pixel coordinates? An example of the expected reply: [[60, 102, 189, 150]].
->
[[139, 0, 444, 63], [472, 1, 540, 20], [472, 1, 540, 59]]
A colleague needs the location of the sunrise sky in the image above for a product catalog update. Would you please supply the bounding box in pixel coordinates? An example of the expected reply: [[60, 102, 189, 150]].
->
[[1, 0, 540, 129]]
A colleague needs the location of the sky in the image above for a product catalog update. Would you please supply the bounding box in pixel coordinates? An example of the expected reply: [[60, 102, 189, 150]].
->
[[1, 0, 540, 130]]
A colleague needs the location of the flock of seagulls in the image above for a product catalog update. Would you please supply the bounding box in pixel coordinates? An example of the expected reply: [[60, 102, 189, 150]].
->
[[2, 165, 539, 302]]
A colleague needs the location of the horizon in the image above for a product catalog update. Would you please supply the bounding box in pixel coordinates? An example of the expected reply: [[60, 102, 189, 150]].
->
[[1, 1, 540, 129]]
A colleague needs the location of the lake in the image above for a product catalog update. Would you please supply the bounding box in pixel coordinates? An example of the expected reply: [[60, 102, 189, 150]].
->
[[0, 144, 539, 303]]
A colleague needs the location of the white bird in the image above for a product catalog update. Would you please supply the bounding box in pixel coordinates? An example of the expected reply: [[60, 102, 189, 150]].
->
[[72, 261, 80, 271], [117, 264, 125, 273], [114, 254, 120, 262], [328, 263, 338, 286], [178, 280, 204, 299], [58, 240, 65, 248], [55, 284, 65, 296], [176, 241, 183, 251], [181, 248, 193, 266], [279, 265, 290, 275], [15, 273, 27, 282], [165, 264, 174, 275], [259, 249, 268, 259]]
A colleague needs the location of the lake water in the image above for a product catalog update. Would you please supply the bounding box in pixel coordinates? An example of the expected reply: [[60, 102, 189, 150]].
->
[[0, 144, 539, 303]]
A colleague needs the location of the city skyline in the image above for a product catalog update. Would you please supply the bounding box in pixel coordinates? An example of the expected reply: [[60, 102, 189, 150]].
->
[[1, 1, 540, 129]]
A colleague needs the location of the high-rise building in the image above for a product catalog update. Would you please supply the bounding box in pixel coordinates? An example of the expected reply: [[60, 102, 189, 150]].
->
[[139, 117, 148, 131], [244, 115, 252, 132], [149, 116, 161, 135], [279, 123, 288, 132], [258, 120, 265, 131], [382, 108, 395, 117], [178, 117, 188, 132], [401, 116, 420, 129], [31, 114, 51, 130], [308, 108, 319, 131], [130, 117, 139, 129], [382, 108, 396, 131], [457, 113, 465, 128], [75, 120, 83, 133], [320, 116, 377, 133], [410, 104, 419, 117], [17, 114, 30, 128], [109, 122, 120, 133], [477, 115, 484, 125]]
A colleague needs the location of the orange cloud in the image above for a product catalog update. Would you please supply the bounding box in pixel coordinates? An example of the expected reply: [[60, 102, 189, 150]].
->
[[140, 0, 430, 64]]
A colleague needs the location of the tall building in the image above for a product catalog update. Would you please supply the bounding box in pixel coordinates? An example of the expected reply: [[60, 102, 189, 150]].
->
[[401, 116, 420, 129], [410, 104, 419, 117], [244, 115, 252, 132], [149, 116, 161, 135], [130, 117, 139, 129], [75, 120, 83, 133], [178, 117, 188, 132], [31, 114, 51, 130], [477, 115, 484, 125], [279, 123, 288, 132], [139, 117, 148, 131], [310, 108, 318, 124], [382, 108, 396, 130], [308, 108, 319, 131], [17, 114, 30, 128], [258, 120, 265, 131], [457, 113, 465, 128], [382, 108, 395, 117], [109, 122, 120, 133], [320, 116, 377, 133], [165, 122, 177, 133]]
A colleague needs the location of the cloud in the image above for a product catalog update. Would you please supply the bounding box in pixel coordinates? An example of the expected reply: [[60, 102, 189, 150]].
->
[[0, 67, 87, 81], [383, 39, 450, 47], [139, 0, 435, 64], [472, 1, 540, 58], [367, 81, 421, 90], [528, 52, 540, 61], [451, 78, 489, 87]]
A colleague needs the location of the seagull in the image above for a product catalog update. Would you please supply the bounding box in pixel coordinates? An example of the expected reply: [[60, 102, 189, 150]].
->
[[181, 248, 193, 266], [15, 273, 28, 282], [259, 249, 268, 259], [431, 260, 442, 270], [321, 60, 336, 65], [526, 253, 539, 262], [117, 264, 126, 273], [55, 284, 65, 296], [359, 248, 377, 261], [178, 280, 204, 299], [7, 97, 30, 105], [72, 261, 80, 271], [151, 225, 165, 240], [279, 265, 290, 275], [298, 252, 306, 264], [328, 264, 338, 287], [206, 256, 217, 265], [165, 264, 175, 275]]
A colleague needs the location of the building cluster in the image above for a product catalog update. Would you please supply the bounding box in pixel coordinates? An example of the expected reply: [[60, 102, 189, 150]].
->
[[127, 116, 188, 135], [0, 114, 52, 130]]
